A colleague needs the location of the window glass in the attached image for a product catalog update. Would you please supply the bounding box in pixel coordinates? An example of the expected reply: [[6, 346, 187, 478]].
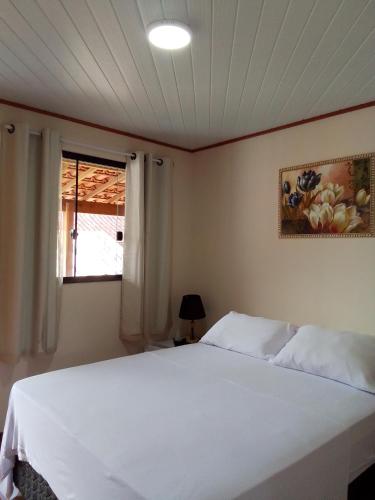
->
[[76, 212, 123, 276], [61, 153, 126, 279]]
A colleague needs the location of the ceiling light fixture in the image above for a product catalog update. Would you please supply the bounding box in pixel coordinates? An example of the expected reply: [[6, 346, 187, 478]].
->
[[147, 21, 192, 50]]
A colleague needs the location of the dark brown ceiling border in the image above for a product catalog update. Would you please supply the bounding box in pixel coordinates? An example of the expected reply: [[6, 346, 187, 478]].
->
[[1, 97, 374, 153], [0, 98, 191, 153], [191, 100, 375, 152]]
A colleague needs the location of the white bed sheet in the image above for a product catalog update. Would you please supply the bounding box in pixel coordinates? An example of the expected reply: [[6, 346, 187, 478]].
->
[[1, 343, 375, 500]]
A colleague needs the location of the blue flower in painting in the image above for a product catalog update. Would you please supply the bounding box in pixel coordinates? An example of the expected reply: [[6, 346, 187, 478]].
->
[[297, 170, 321, 192], [282, 181, 291, 194], [288, 192, 303, 208]]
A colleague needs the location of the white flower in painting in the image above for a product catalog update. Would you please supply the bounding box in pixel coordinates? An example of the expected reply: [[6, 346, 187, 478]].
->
[[303, 202, 362, 233], [318, 183, 344, 206], [330, 203, 362, 233], [355, 189, 370, 207], [303, 203, 332, 231]]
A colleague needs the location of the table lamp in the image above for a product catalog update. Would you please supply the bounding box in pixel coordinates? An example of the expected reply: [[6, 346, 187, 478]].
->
[[179, 294, 206, 341]]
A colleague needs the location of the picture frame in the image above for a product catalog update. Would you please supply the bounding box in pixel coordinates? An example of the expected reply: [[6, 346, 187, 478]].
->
[[279, 152, 374, 238]]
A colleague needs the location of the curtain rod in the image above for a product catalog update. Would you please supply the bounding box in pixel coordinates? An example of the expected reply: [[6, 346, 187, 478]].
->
[[61, 138, 137, 160], [3, 123, 163, 165]]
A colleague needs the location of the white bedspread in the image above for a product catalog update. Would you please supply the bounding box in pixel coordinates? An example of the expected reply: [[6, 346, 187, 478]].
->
[[1, 343, 375, 500]]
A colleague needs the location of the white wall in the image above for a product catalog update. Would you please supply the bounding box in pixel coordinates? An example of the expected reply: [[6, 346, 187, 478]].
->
[[191, 107, 375, 335], [0, 103, 194, 427]]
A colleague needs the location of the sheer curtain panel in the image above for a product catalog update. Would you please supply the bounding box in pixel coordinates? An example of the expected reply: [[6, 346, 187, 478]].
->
[[0, 125, 62, 363], [120, 153, 172, 349]]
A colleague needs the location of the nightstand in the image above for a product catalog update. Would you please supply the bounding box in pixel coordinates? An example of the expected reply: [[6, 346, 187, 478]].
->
[[145, 339, 175, 352], [186, 336, 200, 344]]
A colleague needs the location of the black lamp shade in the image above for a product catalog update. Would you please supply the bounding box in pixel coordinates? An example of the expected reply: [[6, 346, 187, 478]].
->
[[179, 294, 206, 320]]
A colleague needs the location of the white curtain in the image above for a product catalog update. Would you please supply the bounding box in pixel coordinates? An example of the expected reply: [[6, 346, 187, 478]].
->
[[120, 153, 172, 347], [0, 124, 62, 363], [34, 129, 63, 353]]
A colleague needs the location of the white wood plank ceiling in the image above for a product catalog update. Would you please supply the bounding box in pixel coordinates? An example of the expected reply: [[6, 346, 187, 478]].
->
[[0, 0, 374, 150]]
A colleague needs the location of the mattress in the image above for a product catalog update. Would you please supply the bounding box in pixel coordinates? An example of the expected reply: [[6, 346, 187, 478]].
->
[[1, 343, 375, 500]]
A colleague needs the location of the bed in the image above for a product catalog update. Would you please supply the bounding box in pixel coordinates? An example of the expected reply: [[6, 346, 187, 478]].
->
[[1, 343, 375, 499]]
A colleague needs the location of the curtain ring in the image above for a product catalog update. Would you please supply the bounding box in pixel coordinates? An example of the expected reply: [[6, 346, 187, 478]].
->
[[7, 124, 15, 134], [130, 152, 137, 160]]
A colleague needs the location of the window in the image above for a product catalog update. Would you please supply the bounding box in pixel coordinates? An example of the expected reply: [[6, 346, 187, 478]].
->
[[61, 151, 126, 283]]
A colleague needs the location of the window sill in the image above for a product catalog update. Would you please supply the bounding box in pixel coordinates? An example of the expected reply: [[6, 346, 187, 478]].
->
[[63, 275, 122, 284]]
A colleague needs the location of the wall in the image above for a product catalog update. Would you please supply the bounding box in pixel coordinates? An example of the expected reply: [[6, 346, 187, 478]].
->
[[0, 102, 194, 427], [191, 107, 375, 335]]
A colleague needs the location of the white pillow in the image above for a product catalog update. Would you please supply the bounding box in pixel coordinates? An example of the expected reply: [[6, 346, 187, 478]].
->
[[199, 311, 296, 360], [272, 324, 375, 393]]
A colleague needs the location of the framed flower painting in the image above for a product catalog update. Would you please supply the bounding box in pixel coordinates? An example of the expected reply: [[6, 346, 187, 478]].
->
[[279, 153, 374, 238]]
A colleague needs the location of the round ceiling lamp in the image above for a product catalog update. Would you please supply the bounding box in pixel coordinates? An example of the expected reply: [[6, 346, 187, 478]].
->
[[147, 21, 192, 50]]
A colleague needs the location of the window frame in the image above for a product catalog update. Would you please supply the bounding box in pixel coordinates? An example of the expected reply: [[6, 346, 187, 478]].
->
[[61, 150, 126, 285], [63, 275, 122, 284]]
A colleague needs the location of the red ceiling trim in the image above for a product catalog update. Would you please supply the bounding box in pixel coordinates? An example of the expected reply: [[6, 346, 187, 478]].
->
[[0, 98, 191, 153], [1, 97, 375, 154], [191, 100, 375, 152]]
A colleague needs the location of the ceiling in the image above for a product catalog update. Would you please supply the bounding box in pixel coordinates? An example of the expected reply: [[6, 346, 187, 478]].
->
[[0, 0, 374, 150]]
